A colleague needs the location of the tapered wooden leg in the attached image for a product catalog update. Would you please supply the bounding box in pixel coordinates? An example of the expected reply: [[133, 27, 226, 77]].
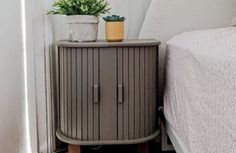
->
[[68, 145, 81, 153], [137, 142, 149, 153]]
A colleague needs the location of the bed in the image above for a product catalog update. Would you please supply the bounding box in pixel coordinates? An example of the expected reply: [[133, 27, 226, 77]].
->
[[165, 27, 236, 153], [139, 0, 236, 152]]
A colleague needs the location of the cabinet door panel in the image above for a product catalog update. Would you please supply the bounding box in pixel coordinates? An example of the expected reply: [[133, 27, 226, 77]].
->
[[148, 47, 157, 134], [117, 47, 124, 140], [93, 48, 100, 140], [82, 48, 88, 140], [128, 48, 135, 139], [139, 47, 145, 138], [67, 49, 72, 137], [134, 47, 140, 139], [88, 48, 94, 140], [76, 48, 82, 139], [144, 47, 150, 136], [150, 47, 157, 133], [64, 48, 68, 135], [59, 47, 65, 134], [71, 48, 77, 139], [99, 48, 117, 140], [117, 46, 158, 139], [123, 47, 129, 140]]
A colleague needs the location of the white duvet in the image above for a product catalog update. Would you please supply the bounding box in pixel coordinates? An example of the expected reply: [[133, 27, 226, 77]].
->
[[164, 27, 236, 153]]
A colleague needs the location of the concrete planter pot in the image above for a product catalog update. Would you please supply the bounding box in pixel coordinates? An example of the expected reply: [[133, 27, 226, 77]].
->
[[66, 15, 99, 42]]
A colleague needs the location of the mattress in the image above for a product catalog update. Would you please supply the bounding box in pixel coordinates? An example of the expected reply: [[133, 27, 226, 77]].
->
[[164, 27, 236, 153]]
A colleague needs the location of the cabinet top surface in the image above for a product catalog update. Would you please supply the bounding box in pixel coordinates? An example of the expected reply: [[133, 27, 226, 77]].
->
[[56, 39, 161, 48]]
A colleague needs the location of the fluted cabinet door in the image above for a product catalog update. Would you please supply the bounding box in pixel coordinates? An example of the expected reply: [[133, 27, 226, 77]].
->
[[117, 46, 158, 140], [59, 47, 100, 141]]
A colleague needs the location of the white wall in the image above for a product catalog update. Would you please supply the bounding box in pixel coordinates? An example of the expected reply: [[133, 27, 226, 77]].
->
[[0, 0, 26, 153]]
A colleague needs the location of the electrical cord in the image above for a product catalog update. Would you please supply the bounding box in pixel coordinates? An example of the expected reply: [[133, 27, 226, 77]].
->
[[89, 145, 103, 150]]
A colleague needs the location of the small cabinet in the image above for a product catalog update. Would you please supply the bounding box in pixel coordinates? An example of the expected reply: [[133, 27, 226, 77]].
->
[[55, 40, 160, 145]]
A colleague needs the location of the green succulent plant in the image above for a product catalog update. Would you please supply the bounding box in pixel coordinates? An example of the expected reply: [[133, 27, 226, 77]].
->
[[103, 15, 125, 22], [47, 0, 111, 16]]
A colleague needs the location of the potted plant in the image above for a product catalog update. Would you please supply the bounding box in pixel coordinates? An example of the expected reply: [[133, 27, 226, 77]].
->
[[48, 0, 111, 42], [103, 15, 125, 42]]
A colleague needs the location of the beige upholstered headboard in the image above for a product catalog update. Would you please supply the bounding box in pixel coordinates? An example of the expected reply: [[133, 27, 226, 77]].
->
[[139, 0, 236, 43]]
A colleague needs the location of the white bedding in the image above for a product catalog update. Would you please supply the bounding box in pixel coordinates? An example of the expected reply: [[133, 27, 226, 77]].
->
[[164, 27, 236, 153]]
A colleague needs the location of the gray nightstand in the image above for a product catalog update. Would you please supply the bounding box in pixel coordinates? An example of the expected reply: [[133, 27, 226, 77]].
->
[[55, 40, 160, 153]]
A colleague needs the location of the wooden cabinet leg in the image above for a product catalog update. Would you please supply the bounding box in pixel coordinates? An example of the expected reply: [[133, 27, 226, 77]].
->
[[137, 142, 149, 153], [68, 145, 81, 153]]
